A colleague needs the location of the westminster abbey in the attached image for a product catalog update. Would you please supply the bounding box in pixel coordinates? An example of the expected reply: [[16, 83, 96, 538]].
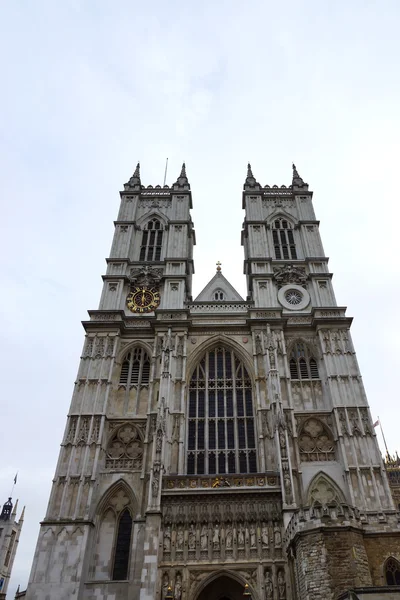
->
[[21, 164, 400, 600]]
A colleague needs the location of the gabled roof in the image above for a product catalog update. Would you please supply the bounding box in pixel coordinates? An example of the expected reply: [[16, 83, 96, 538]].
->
[[194, 271, 244, 302]]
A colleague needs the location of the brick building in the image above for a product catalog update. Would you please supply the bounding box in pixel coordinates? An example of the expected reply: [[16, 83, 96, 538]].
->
[[20, 164, 400, 599]]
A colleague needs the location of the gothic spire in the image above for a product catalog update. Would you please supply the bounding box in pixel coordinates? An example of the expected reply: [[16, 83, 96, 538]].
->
[[173, 162, 190, 189], [291, 163, 308, 190], [244, 163, 260, 189], [124, 162, 142, 190]]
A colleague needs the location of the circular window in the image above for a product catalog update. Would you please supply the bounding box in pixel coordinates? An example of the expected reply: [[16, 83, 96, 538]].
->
[[278, 284, 310, 311], [284, 289, 303, 305]]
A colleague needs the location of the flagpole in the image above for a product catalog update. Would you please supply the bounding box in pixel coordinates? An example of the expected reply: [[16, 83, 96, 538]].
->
[[378, 417, 390, 459], [9, 472, 18, 498]]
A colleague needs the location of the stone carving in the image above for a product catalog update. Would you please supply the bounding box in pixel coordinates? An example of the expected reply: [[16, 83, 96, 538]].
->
[[77, 416, 90, 444], [273, 265, 307, 288], [94, 336, 105, 358], [152, 471, 160, 497], [298, 418, 335, 461], [283, 465, 293, 504], [361, 410, 372, 435], [274, 525, 282, 547], [255, 333, 263, 355], [348, 410, 362, 436], [212, 524, 220, 549], [308, 473, 344, 508], [174, 573, 182, 600], [250, 524, 256, 548], [279, 425, 287, 458], [110, 489, 130, 512], [105, 337, 114, 357], [89, 416, 100, 444], [83, 337, 94, 358], [188, 524, 196, 550], [277, 569, 286, 598], [176, 527, 184, 551], [225, 524, 233, 549], [129, 265, 162, 288], [162, 573, 169, 600], [261, 523, 269, 546], [265, 569, 273, 598], [238, 524, 245, 547], [106, 423, 143, 470], [65, 417, 78, 444], [338, 409, 349, 436], [200, 525, 208, 550], [163, 526, 171, 553]]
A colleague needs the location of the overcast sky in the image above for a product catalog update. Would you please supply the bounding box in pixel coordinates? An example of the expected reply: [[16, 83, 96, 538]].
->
[[1, 1, 400, 596]]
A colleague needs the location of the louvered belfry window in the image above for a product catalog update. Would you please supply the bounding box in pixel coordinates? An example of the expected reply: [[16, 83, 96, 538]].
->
[[187, 347, 257, 475], [139, 218, 163, 261], [119, 348, 150, 386], [289, 342, 319, 380], [112, 509, 132, 580], [272, 218, 297, 260]]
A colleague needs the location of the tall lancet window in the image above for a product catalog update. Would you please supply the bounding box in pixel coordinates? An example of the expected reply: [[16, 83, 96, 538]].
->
[[272, 218, 297, 260], [187, 347, 257, 475], [289, 342, 319, 380], [139, 218, 163, 262]]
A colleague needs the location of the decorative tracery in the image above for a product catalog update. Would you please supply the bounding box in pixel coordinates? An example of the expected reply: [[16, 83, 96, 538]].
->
[[187, 346, 257, 475], [106, 424, 143, 470], [298, 418, 335, 461], [386, 557, 400, 586]]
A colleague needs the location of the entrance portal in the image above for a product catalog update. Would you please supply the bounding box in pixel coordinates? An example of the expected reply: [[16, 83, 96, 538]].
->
[[196, 575, 246, 600]]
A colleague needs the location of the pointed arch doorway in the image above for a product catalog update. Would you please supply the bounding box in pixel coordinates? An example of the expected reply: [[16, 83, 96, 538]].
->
[[196, 575, 247, 600]]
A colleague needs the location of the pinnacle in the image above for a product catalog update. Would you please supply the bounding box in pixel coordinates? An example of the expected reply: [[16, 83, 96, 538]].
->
[[173, 162, 190, 189], [244, 162, 260, 189], [291, 162, 308, 189], [124, 161, 142, 189]]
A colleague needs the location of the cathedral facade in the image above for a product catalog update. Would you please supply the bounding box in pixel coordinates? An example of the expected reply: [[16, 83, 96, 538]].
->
[[23, 164, 400, 600]]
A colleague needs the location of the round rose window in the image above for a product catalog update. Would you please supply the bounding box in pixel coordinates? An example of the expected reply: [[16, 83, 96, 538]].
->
[[284, 289, 303, 305]]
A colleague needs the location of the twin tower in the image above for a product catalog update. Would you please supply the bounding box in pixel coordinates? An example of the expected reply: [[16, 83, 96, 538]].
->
[[21, 164, 400, 600]]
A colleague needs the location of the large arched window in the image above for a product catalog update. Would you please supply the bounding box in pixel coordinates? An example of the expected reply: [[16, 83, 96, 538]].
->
[[272, 218, 297, 260], [386, 558, 400, 586], [119, 347, 150, 386], [289, 342, 319, 380], [187, 347, 257, 475], [139, 218, 163, 261], [112, 508, 133, 580]]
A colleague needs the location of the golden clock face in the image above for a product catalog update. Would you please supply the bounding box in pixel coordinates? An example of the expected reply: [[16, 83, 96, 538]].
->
[[126, 286, 160, 313]]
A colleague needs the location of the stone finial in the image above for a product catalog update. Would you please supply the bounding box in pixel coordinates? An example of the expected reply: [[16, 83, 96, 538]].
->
[[244, 163, 260, 189], [124, 162, 141, 190], [173, 162, 190, 189], [216, 261, 222, 272], [292, 163, 308, 190]]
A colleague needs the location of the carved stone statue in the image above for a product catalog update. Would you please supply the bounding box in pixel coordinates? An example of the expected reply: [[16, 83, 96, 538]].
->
[[274, 525, 282, 546], [250, 524, 256, 548], [225, 524, 233, 549], [176, 527, 184, 551], [238, 524, 245, 547], [261, 523, 269, 547], [278, 570, 286, 598], [174, 573, 182, 600], [265, 570, 273, 598], [212, 523, 220, 549], [188, 524, 196, 550], [163, 526, 171, 553], [200, 525, 208, 550], [162, 573, 169, 600]]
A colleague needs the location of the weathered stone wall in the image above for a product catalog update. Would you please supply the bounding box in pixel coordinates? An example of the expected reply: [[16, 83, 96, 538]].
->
[[364, 534, 400, 586], [293, 528, 372, 600]]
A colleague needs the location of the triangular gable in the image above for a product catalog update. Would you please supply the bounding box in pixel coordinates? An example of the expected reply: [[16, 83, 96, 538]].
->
[[194, 272, 244, 302]]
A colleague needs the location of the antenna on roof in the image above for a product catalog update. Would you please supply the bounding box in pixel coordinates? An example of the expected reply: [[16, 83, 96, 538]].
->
[[163, 157, 169, 186]]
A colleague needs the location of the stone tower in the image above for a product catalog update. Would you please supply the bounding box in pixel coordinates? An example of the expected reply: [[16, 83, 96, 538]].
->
[[24, 163, 400, 600], [0, 497, 24, 599]]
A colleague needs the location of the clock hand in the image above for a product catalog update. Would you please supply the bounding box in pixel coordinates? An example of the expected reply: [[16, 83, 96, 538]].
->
[[142, 291, 146, 305]]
